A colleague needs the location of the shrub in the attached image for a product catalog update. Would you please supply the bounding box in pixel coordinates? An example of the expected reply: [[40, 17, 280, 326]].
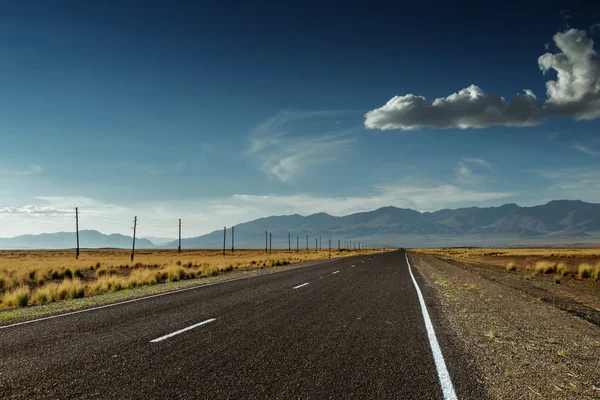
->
[[166, 266, 186, 282], [592, 264, 600, 281], [2, 285, 30, 308], [57, 279, 85, 300], [126, 270, 159, 288], [579, 263, 593, 279], [33, 284, 58, 305], [534, 261, 556, 274], [556, 263, 569, 276], [506, 262, 517, 272], [96, 266, 118, 277], [73, 268, 83, 278], [61, 268, 73, 280], [553, 276, 561, 285]]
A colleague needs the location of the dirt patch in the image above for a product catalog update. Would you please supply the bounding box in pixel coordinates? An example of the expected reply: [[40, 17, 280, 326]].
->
[[410, 252, 600, 400]]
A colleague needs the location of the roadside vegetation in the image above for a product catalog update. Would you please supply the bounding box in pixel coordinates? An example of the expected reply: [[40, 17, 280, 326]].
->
[[410, 248, 600, 283], [0, 248, 384, 310]]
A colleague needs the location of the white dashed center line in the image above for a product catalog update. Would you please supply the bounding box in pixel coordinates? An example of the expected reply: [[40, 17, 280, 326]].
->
[[293, 283, 309, 289], [150, 318, 216, 343]]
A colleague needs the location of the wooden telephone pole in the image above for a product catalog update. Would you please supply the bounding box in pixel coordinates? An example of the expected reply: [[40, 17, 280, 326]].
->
[[231, 226, 234, 253], [296, 236, 299, 252], [223, 227, 226, 256], [269, 232, 272, 254], [288, 233, 291, 251], [75, 207, 80, 260], [178, 218, 181, 254], [131, 216, 137, 262], [265, 231, 268, 253]]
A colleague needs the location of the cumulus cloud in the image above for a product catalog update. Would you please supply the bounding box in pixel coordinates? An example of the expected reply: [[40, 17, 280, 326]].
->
[[539, 29, 600, 119], [365, 85, 542, 130], [365, 28, 600, 130]]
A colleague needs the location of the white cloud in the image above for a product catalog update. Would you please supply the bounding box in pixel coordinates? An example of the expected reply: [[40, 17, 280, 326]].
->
[[535, 168, 600, 202], [14, 165, 43, 175], [364, 85, 542, 130], [365, 29, 600, 131], [247, 110, 356, 182], [573, 142, 600, 156], [233, 183, 514, 215], [539, 29, 600, 119], [462, 157, 494, 171]]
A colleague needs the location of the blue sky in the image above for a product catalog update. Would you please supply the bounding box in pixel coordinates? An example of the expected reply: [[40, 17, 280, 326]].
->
[[1, 1, 600, 238]]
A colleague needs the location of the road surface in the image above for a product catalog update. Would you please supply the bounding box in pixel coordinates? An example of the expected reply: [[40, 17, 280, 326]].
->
[[0, 250, 484, 399]]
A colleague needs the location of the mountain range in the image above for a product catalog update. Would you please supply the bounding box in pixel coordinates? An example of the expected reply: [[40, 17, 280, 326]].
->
[[2, 200, 600, 249]]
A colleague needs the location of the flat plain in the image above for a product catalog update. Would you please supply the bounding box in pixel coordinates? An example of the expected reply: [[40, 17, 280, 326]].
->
[[0, 248, 383, 316]]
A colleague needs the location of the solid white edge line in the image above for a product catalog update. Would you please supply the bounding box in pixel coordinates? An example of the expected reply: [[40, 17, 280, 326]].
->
[[150, 318, 216, 343], [1, 256, 347, 330], [292, 283, 309, 289], [405, 252, 458, 400], [332, 270, 340, 274]]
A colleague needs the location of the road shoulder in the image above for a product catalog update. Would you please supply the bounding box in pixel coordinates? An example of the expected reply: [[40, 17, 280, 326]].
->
[[409, 252, 600, 400]]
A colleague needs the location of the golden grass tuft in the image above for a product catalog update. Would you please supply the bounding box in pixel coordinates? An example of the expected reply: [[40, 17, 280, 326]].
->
[[2, 285, 31, 308], [505, 262, 517, 272], [533, 261, 556, 274], [556, 262, 570, 276], [578, 263, 593, 279]]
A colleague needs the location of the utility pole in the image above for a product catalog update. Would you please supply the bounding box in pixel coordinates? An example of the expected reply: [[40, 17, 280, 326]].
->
[[223, 226, 226, 256], [338, 239, 340, 250], [319, 236, 321, 251], [75, 207, 79, 260], [315, 238, 317, 252], [288, 233, 291, 251], [296, 236, 299, 252], [306, 235, 308, 251], [265, 231, 268, 253], [131, 216, 137, 262], [329, 238, 331, 258], [231, 226, 234, 253], [178, 218, 181, 254], [269, 232, 272, 254]]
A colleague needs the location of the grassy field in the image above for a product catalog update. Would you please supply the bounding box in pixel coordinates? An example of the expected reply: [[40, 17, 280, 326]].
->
[[410, 247, 600, 282], [0, 248, 384, 310]]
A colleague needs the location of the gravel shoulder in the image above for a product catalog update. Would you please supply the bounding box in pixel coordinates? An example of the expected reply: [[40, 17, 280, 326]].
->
[[409, 252, 600, 400]]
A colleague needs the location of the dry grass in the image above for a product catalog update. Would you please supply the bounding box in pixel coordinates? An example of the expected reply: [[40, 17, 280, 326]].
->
[[410, 247, 600, 259], [410, 247, 600, 283], [0, 248, 385, 309], [534, 261, 556, 274]]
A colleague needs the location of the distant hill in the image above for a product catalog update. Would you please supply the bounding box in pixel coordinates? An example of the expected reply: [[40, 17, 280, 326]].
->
[[2, 200, 600, 249], [165, 200, 600, 249], [0, 230, 155, 250]]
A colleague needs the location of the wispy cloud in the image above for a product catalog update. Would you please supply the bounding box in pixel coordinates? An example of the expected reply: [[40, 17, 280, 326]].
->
[[233, 182, 514, 215], [14, 165, 43, 175], [535, 168, 600, 202], [455, 158, 494, 185], [248, 110, 357, 182], [573, 142, 600, 156]]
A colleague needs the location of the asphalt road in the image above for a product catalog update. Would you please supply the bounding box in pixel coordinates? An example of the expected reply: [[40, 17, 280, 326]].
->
[[0, 250, 485, 399]]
